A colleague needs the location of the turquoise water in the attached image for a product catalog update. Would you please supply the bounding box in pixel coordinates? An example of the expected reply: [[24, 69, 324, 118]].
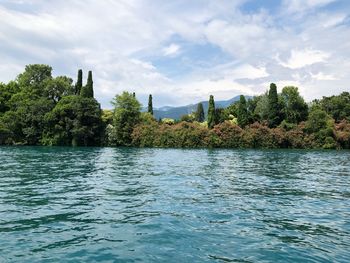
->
[[0, 147, 349, 262]]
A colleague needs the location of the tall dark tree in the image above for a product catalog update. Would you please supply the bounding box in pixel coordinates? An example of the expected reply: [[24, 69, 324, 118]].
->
[[81, 71, 94, 98], [75, 69, 83, 95], [208, 95, 216, 129], [195, 102, 205, 122], [148, 94, 153, 115], [267, 83, 281, 127], [237, 95, 249, 127]]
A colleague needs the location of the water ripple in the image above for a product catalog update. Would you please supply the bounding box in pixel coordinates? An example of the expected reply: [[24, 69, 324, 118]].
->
[[0, 147, 349, 262]]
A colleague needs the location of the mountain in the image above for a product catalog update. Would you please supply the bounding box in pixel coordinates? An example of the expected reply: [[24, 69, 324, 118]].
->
[[149, 95, 252, 120]]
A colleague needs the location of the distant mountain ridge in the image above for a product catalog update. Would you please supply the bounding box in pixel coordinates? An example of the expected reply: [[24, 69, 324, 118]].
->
[[146, 95, 252, 120]]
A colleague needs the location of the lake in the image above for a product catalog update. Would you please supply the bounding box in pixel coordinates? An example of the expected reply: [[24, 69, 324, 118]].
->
[[0, 147, 349, 262]]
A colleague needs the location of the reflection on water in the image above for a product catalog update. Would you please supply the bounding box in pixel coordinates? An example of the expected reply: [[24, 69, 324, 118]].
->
[[0, 147, 350, 262]]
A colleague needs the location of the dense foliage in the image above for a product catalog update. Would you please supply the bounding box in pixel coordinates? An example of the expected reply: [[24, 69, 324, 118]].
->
[[109, 91, 141, 146], [43, 96, 102, 146], [1, 64, 350, 149], [0, 65, 101, 146]]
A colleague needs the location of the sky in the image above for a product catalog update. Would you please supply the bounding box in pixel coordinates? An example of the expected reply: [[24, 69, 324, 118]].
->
[[0, 0, 349, 108]]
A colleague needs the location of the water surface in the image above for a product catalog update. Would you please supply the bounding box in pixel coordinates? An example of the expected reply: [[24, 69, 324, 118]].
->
[[0, 147, 349, 262]]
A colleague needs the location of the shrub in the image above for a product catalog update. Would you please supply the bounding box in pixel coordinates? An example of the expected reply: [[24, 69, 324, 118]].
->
[[242, 122, 283, 148], [212, 121, 243, 148], [334, 120, 350, 148]]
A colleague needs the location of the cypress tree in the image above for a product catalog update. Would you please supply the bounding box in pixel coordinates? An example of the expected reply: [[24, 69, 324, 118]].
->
[[237, 95, 249, 127], [75, 69, 83, 95], [207, 95, 216, 129], [148, 94, 153, 115], [81, 70, 94, 98], [268, 83, 280, 127], [195, 102, 205, 122]]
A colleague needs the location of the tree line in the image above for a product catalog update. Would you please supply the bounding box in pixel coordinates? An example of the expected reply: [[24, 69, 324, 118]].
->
[[1, 64, 350, 149]]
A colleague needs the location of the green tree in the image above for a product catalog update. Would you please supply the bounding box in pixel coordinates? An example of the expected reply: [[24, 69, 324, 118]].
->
[[305, 107, 331, 133], [75, 69, 83, 95], [215, 108, 228, 124], [207, 95, 216, 129], [101, 109, 113, 126], [44, 76, 74, 104], [3, 64, 55, 144], [319, 92, 350, 122], [0, 119, 11, 144], [0, 81, 19, 114], [20, 98, 55, 144], [0, 110, 23, 144], [268, 83, 281, 127], [2, 97, 54, 145], [254, 92, 269, 121], [195, 103, 205, 122], [112, 91, 141, 146], [43, 95, 102, 146], [280, 86, 308, 124], [140, 112, 156, 124], [81, 70, 94, 98], [226, 102, 239, 118], [17, 64, 53, 98], [237, 95, 249, 127], [148, 94, 153, 115], [305, 107, 335, 148], [246, 97, 259, 123]]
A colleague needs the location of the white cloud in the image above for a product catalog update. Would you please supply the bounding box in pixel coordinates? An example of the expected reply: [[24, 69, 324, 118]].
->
[[283, 0, 337, 13], [231, 64, 269, 79], [162, 44, 181, 57], [204, 18, 268, 59], [311, 72, 337, 80], [279, 49, 330, 69], [322, 13, 347, 28], [0, 0, 349, 107]]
